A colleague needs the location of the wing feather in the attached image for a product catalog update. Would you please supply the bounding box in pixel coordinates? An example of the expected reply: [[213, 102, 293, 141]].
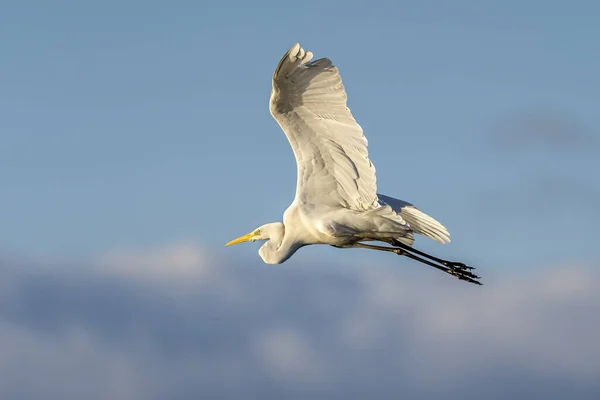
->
[[270, 43, 379, 211], [377, 194, 451, 244]]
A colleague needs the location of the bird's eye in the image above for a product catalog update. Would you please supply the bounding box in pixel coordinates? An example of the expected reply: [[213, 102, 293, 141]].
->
[[254, 229, 261, 235]]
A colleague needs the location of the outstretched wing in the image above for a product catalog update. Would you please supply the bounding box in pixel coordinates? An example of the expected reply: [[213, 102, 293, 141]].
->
[[270, 43, 379, 211]]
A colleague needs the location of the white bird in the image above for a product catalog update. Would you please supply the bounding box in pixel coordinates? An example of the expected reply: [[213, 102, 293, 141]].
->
[[226, 43, 481, 285]]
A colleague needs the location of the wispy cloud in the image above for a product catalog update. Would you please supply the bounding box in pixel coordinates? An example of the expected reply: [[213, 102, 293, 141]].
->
[[487, 109, 598, 152], [476, 175, 600, 217], [1, 246, 599, 399]]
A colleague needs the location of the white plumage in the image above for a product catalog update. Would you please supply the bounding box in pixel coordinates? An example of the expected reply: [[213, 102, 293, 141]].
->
[[270, 42, 378, 212], [226, 43, 480, 285], [377, 194, 450, 244]]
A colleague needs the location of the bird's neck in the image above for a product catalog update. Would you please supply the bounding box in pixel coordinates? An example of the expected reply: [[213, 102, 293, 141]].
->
[[258, 222, 302, 264]]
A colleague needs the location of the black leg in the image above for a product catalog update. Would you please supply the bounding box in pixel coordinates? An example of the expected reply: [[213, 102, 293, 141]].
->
[[389, 239, 475, 271], [336, 243, 482, 285]]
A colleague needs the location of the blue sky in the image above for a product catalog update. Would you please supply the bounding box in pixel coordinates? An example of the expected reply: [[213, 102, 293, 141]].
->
[[2, 1, 600, 399], [2, 0, 599, 269]]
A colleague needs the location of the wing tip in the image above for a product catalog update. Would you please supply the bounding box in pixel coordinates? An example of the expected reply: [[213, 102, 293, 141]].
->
[[286, 43, 313, 64], [273, 42, 315, 81], [288, 43, 301, 60]]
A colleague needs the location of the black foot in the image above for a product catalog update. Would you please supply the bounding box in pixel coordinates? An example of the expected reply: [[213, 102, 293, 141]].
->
[[391, 246, 483, 285], [388, 240, 483, 285], [444, 261, 474, 270], [446, 262, 482, 285]]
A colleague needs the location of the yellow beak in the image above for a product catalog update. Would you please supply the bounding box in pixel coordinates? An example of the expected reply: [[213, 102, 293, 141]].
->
[[225, 231, 256, 247]]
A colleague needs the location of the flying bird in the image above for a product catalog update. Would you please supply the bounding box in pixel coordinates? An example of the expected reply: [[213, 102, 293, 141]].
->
[[226, 43, 481, 285]]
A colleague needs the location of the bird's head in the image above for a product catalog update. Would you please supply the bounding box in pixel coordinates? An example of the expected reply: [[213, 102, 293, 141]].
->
[[225, 222, 287, 264]]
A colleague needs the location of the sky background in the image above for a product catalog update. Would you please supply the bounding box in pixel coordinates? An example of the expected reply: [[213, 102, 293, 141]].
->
[[1, 0, 600, 399]]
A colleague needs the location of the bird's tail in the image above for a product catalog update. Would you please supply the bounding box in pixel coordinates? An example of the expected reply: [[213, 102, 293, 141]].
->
[[377, 194, 451, 244]]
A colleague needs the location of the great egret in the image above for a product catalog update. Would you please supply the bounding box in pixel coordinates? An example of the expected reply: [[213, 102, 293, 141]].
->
[[226, 43, 481, 285]]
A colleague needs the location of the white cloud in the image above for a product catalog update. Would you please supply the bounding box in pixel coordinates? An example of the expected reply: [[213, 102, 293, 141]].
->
[[1, 249, 599, 399], [0, 323, 147, 400], [95, 242, 213, 282], [255, 326, 325, 383]]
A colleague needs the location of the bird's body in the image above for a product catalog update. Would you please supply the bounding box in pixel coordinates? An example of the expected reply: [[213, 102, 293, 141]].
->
[[227, 43, 481, 285], [262, 199, 410, 264]]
